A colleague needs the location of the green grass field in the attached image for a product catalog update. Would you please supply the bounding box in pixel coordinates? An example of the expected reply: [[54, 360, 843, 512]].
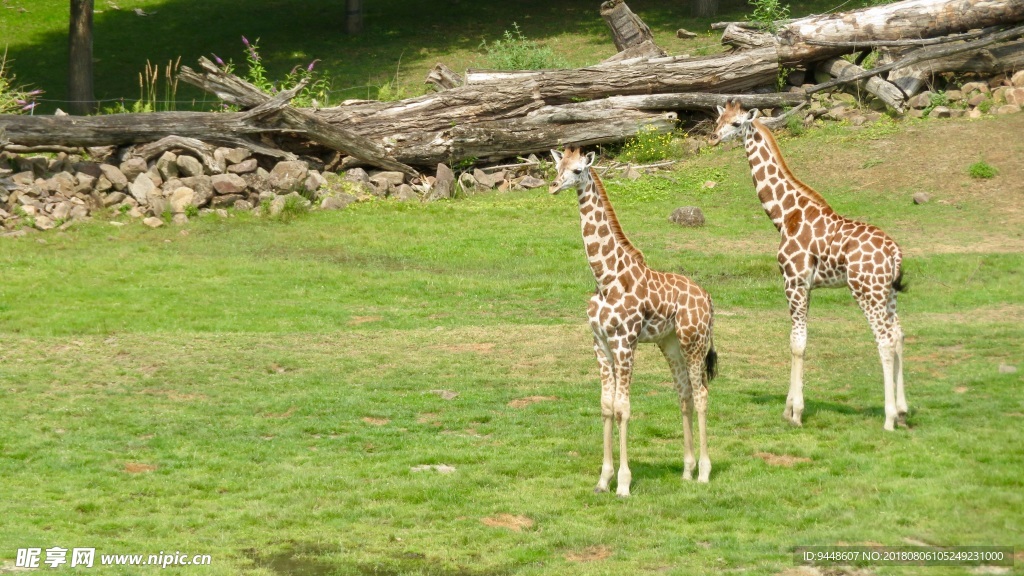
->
[[1, 113, 1022, 574]]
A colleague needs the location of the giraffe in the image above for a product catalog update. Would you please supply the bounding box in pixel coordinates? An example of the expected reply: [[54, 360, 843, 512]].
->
[[549, 146, 718, 495], [709, 99, 908, 431]]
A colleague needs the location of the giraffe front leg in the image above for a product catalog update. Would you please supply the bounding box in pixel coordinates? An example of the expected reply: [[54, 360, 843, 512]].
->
[[878, 341, 897, 432], [784, 281, 810, 427], [893, 319, 909, 427], [592, 338, 615, 493], [612, 345, 634, 497]]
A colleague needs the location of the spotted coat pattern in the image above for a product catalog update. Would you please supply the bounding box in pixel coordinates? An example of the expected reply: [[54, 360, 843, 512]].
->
[[710, 100, 908, 431], [550, 147, 717, 495]]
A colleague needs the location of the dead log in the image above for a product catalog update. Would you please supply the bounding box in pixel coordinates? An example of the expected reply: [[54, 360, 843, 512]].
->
[[806, 24, 1024, 94], [178, 57, 419, 179], [601, 40, 668, 63], [816, 57, 907, 111], [908, 38, 1024, 74], [600, 0, 665, 55], [425, 63, 464, 91], [723, 0, 1024, 65]]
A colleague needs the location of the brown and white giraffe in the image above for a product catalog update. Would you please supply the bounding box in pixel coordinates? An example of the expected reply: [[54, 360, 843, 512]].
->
[[709, 99, 908, 431], [549, 147, 718, 495]]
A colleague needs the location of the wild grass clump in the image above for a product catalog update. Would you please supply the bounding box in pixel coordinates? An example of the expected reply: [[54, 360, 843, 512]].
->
[[214, 37, 333, 108], [968, 160, 998, 179], [0, 49, 43, 114], [618, 125, 679, 164], [747, 0, 790, 33], [480, 23, 568, 70]]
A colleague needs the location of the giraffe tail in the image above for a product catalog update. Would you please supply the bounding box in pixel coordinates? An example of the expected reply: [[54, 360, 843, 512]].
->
[[892, 268, 907, 293], [704, 342, 718, 383]]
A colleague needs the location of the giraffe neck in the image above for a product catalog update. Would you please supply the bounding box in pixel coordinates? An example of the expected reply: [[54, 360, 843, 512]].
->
[[577, 168, 645, 289], [743, 120, 831, 232]]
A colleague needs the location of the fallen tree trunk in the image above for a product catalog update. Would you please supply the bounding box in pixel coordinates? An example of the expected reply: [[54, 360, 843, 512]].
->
[[600, 0, 665, 54], [723, 0, 1024, 65], [816, 57, 907, 111]]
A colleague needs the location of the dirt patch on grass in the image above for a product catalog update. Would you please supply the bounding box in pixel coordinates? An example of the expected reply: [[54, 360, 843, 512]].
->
[[264, 407, 296, 419], [480, 514, 534, 531], [348, 315, 383, 325], [123, 462, 157, 474], [565, 545, 612, 562], [140, 388, 208, 402], [433, 342, 495, 353], [362, 417, 390, 426], [507, 395, 558, 408], [755, 452, 812, 467]]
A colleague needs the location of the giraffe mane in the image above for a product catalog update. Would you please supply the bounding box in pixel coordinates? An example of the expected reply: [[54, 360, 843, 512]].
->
[[751, 119, 831, 209], [588, 167, 646, 264]]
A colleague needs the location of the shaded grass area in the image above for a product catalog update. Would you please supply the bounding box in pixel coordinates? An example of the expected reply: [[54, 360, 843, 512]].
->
[[5, 0, 835, 111], [1, 117, 1023, 574]]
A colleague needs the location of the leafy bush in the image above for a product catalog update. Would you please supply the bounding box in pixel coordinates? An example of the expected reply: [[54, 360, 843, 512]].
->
[[214, 37, 333, 108], [480, 23, 568, 70], [747, 0, 790, 33]]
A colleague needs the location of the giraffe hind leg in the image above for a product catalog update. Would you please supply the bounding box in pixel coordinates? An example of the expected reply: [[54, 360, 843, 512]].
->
[[658, 338, 696, 481]]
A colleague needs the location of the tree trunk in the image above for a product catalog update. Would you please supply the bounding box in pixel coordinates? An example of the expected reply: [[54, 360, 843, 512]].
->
[[345, 0, 363, 35], [817, 57, 906, 111], [723, 0, 1024, 65], [600, 0, 664, 53], [692, 0, 720, 19], [68, 0, 96, 115]]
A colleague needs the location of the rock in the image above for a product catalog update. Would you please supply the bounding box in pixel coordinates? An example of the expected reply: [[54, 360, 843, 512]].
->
[[304, 171, 327, 194], [102, 192, 127, 207], [907, 108, 926, 119], [625, 166, 642, 181], [850, 114, 868, 126], [930, 106, 952, 118], [368, 170, 404, 187], [156, 152, 179, 181], [34, 215, 55, 231], [669, 206, 705, 227], [968, 108, 984, 119], [145, 166, 164, 188], [427, 163, 455, 201], [269, 192, 311, 217], [223, 148, 252, 165], [676, 28, 698, 39], [960, 81, 989, 94], [169, 187, 196, 213], [180, 176, 214, 207], [473, 168, 502, 189], [74, 172, 96, 195], [73, 161, 103, 179], [944, 90, 963, 103], [967, 93, 988, 107], [45, 172, 76, 196], [320, 194, 357, 210], [391, 184, 419, 202], [118, 158, 147, 182], [233, 200, 254, 212], [50, 201, 72, 221], [128, 173, 157, 204], [69, 204, 90, 220], [343, 167, 371, 185], [210, 194, 243, 208], [227, 158, 259, 174], [516, 175, 547, 190], [988, 74, 1009, 89], [211, 173, 248, 195], [242, 170, 273, 196], [171, 213, 189, 226], [148, 196, 168, 216], [268, 161, 309, 191], [458, 172, 478, 192], [948, 109, 965, 118], [912, 192, 930, 205], [1004, 88, 1024, 107], [98, 164, 128, 191], [176, 155, 205, 178], [907, 91, 933, 109], [992, 86, 1008, 104], [143, 216, 164, 228], [786, 68, 807, 87], [995, 104, 1021, 115], [1011, 70, 1024, 88]]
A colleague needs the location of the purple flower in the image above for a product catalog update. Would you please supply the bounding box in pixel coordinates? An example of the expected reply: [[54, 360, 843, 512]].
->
[[27, 89, 44, 96], [21, 102, 37, 111], [212, 53, 225, 66], [242, 36, 250, 47], [307, 59, 321, 72], [289, 65, 300, 75]]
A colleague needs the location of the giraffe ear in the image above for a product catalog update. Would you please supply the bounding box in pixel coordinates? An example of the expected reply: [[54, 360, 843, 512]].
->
[[716, 105, 725, 116], [550, 149, 563, 164], [584, 151, 596, 167], [747, 109, 761, 121]]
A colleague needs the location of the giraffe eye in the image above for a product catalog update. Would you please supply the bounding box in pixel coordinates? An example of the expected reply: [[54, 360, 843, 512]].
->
[[732, 122, 741, 127], [572, 168, 582, 175]]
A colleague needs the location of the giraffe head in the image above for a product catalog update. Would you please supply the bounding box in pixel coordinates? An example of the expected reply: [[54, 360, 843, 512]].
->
[[549, 147, 596, 195], [708, 99, 759, 146]]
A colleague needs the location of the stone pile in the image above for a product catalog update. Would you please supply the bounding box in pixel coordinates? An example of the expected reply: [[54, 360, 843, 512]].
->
[[0, 147, 552, 234]]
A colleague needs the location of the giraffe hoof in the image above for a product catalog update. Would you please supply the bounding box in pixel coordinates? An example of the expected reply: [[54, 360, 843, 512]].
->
[[897, 413, 909, 428], [594, 486, 608, 494]]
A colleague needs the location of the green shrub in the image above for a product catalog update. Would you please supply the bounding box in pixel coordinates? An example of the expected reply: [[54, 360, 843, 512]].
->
[[968, 160, 998, 179], [618, 125, 679, 164], [480, 23, 568, 70], [747, 0, 790, 33], [0, 49, 43, 114]]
